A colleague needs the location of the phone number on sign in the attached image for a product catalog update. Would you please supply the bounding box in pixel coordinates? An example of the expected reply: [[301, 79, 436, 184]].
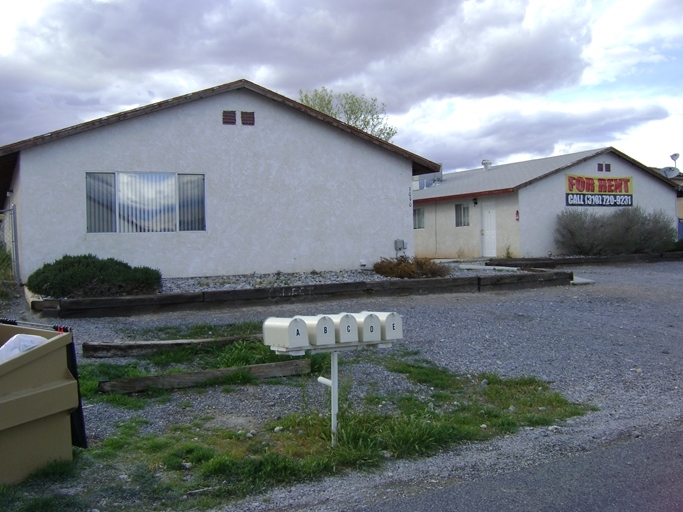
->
[[566, 194, 633, 206]]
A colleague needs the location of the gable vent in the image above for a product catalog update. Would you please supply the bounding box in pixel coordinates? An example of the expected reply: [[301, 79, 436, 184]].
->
[[241, 111, 255, 125], [222, 110, 236, 125]]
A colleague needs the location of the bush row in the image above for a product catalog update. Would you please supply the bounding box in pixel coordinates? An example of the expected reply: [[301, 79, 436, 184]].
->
[[554, 207, 676, 256]]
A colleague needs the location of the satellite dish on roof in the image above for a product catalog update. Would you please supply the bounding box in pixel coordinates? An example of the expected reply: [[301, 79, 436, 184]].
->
[[660, 166, 680, 179]]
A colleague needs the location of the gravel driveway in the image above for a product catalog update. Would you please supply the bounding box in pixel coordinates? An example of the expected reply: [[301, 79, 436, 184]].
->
[[5, 262, 683, 511]]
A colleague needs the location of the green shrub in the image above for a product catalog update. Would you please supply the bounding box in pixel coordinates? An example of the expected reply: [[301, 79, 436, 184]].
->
[[554, 209, 607, 255], [555, 207, 676, 256], [666, 239, 683, 252], [26, 254, 161, 298], [0, 248, 12, 281], [373, 255, 451, 278]]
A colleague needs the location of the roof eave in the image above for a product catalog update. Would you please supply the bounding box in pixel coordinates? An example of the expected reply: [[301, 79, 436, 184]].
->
[[0, 79, 440, 175], [413, 187, 517, 205]]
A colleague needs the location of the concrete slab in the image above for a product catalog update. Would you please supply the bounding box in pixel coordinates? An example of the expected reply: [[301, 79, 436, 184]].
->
[[571, 276, 595, 285]]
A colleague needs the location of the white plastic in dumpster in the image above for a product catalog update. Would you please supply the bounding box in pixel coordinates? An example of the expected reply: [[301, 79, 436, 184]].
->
[[294, 315, 335, 346]]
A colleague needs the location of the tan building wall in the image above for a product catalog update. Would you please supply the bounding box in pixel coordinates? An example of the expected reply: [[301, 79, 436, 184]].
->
[[413, 192, 521, 259]]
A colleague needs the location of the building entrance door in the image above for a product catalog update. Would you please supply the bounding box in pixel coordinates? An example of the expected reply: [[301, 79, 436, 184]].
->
[[481, 203, 496, 257]]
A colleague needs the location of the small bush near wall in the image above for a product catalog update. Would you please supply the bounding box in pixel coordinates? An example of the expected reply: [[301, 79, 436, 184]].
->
[[667, 239, 683, 252], [26, 254, 162, 298], [0, 248, 12, 281], [555, 207, 676, 256], [373, 255, 451, 278]]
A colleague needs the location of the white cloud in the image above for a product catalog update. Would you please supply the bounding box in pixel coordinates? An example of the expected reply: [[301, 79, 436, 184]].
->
[[0, 0, 680, 177]]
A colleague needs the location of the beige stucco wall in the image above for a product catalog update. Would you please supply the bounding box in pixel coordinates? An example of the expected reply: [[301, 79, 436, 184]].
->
[[13, 90, 415, 281], [487, 193, 521, 258], [674, 177, 683, 221], [413, 193, 521, 259], [413, 199, 480, 259]]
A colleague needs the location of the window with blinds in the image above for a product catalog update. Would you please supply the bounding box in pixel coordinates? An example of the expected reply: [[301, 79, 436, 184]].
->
[[86, 172, 206, 233]]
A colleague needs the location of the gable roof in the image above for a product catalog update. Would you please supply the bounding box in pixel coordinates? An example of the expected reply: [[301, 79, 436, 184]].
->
[[414, 147, 680, 204], [0, 79, 441, 208]]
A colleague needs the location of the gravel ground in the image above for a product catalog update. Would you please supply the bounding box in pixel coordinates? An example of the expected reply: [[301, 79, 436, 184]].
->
[[4, 262, 683, 511]]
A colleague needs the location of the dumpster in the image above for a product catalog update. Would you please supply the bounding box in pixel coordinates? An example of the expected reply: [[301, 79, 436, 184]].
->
[[0, 322, 85, 485]]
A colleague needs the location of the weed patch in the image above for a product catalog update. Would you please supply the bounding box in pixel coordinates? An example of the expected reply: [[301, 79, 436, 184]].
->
[[123, 321, 262, 342], [11, 326, 595, 511], [373, 255, 451, 279]]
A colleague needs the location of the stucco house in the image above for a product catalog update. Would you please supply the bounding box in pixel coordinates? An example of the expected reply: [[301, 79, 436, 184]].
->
[[0, 79, 440, 282], [412, 147, 680, 259], [669, 172, 683, 239]]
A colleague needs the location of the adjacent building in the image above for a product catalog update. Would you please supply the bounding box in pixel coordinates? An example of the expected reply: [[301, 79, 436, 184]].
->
[[412, 147, 680, 259]]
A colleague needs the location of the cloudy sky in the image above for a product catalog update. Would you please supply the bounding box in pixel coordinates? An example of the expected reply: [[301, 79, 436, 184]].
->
[[1, 0, 681, 171]]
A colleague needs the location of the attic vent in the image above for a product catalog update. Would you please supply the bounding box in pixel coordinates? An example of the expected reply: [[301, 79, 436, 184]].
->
[[241, 111, 255, 126], [222, 110, 236, 125]]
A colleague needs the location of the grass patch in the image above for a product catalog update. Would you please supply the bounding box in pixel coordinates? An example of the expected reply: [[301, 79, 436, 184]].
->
[[144, 339, 285, 368], [17, 321, 596, 511], [385, 358, 460, 390], [122, 321, 262, 341], [0, 249, 13, 281], [78, 323, 302, 409], [6, 356, 595, 511]]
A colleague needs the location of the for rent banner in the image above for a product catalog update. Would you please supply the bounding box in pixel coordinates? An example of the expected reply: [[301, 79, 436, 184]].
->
[[565, 174, 634, 207]]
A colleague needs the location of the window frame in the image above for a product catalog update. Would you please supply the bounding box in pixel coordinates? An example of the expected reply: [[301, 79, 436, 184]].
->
[[86, 171, 206, 234], [455, 203, 470, 227], [413, 208, 425, 229]]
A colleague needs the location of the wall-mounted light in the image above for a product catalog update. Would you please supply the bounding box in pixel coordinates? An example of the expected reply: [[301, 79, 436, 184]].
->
[[515, 210, 519, 221], [472, 197, 478, 206]]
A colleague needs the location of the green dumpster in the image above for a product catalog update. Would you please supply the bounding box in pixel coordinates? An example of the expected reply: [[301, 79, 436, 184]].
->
[[0, 323, 84, 485]]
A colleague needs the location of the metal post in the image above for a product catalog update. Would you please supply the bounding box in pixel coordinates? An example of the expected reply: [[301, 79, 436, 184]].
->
[[331, 350, 338, 446], [316, 350, 339, 447], [10, 204, 19, 283]]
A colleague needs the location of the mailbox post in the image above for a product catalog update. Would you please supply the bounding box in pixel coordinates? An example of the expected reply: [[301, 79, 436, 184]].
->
[[263, 311, 403, 446]]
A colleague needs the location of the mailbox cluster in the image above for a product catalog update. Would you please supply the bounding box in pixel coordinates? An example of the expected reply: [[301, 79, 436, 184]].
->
[[263, 311, 403, 447], [263, 311, 402, 355]]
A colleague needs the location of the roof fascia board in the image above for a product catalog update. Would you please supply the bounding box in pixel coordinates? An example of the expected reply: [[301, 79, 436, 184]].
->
[[413, 187, 516, 205], [0, 79, 440, 175]]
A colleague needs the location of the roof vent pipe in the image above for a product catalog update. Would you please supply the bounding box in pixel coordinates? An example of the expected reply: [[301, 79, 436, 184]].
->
[[482, 159, 492, 171]]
